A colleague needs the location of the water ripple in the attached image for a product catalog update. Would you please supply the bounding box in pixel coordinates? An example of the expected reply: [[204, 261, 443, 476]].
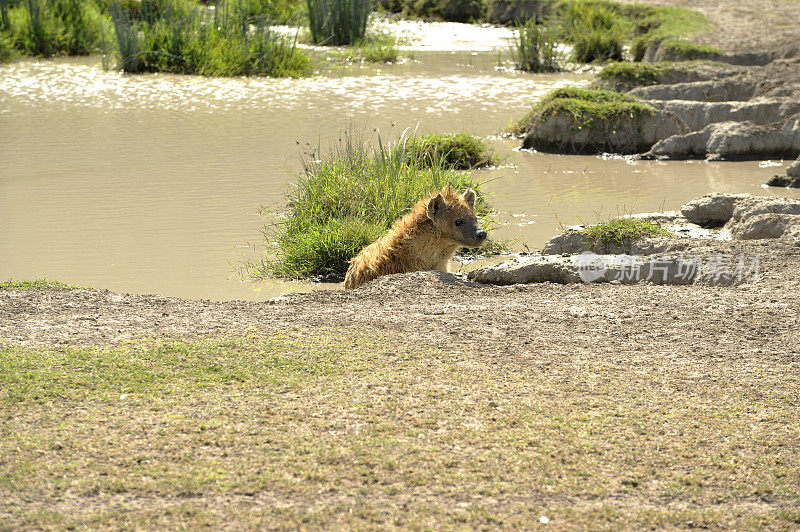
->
[[0, 59, 587, 115]]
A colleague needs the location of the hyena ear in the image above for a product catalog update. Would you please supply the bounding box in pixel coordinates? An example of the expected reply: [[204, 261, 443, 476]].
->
[[463, 189, 477, 209], [427, 193, 446, 220]]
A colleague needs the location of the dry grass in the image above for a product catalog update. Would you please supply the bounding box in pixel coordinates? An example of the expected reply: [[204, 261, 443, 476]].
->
[[1, 330, 799, 529]]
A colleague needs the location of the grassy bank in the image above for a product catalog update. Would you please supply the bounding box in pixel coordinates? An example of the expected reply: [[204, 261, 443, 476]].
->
[[250, 131, 501, 281], [2, 331, 799, 528], [508, 86, 655, 137]]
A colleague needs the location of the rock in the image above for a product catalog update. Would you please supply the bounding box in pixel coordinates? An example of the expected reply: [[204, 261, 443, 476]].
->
[[728, 197, 800, 225], [522, 109, 687, 155], [467, 252, 728, 286], [624, 210, 688, 225], [779, 224, 800, 247], [645, 116, 800, 160], [765, 175, 800, 187], [788, 155, 800, 178], [729, 213, 800, 240], [643, 42, 774, 66], [650, 100, 800, 133], [593, 63, 740, 94], [631, 79, 757, 103], [542, 233, 682, 256], [765, 156, 800, 186], [680, 193, 752, 226]]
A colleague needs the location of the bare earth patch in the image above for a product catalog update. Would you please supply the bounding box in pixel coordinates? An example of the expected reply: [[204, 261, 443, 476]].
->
[[2, 240, 800, 529], [615, 0, 800, 54]]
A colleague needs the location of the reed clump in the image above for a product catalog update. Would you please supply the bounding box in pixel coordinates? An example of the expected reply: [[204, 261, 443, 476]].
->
[[108, 0, 310, 77], [2, 0, 111, 57], [306, 0, 369, 45], [510, 16, 561, 72]]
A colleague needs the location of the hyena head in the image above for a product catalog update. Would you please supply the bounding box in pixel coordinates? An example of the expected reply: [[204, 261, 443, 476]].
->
[[426, 187, 488, 247]]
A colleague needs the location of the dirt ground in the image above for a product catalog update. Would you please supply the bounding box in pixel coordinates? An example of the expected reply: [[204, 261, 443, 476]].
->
[[1, 239, 798, 357], [615, 0, 800, 54]]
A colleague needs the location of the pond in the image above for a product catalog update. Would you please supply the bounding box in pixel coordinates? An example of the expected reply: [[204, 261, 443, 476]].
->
[[1, 21, 798, 300]]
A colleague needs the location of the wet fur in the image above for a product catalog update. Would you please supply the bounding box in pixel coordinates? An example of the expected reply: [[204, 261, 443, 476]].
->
[[344, 187, 484, 289]]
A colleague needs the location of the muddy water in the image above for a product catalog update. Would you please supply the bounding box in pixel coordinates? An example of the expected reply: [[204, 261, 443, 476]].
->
[[2, 40, 799, 301], [481, 145, 800, 253]]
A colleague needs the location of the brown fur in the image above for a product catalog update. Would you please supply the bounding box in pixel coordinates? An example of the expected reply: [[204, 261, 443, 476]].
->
[[344, 187, 487, 289]]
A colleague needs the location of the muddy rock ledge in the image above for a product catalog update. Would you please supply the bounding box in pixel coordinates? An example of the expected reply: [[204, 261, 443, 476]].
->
[[524, 55, 800, 159], [468, 194, 800, 286], [766, 154, 800, 188]]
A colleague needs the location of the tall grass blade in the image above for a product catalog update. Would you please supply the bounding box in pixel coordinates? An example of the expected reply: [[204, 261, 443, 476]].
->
[[307, 0, 370, 45], [511, 18, 561, 72]]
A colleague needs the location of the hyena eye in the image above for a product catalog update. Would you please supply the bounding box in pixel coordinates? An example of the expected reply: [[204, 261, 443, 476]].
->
[[455, 219, 464, 227]]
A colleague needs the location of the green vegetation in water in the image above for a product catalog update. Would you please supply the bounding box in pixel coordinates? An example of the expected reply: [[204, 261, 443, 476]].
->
[[510, 16, 561, 72], [306, 0, 369, 45], [0, 279, 85, 290], [108, 0, 310, 77], [2, 0, 111, 57], [332, 32, 400, 63], [509, 87, 654, 136], [401, 133, 497, 170], [249, 130, 503, 280], [572, 217, 669, 245]]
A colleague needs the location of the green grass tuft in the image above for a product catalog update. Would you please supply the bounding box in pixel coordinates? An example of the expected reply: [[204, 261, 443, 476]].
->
[[597, 61, 676, 85], [332, 32, 400, 63], [624, 4, 713, 61], [658, 38, 723, 60], [401, 133, 497, 170], [572, 217, 669, 246], [556, 0, 630, 63], [376, 0, 483, 22], [0, 279, 85, 290], [223, 0, 307, 25], [249, 130, 503, 280], [268, 218, 385, 279]]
